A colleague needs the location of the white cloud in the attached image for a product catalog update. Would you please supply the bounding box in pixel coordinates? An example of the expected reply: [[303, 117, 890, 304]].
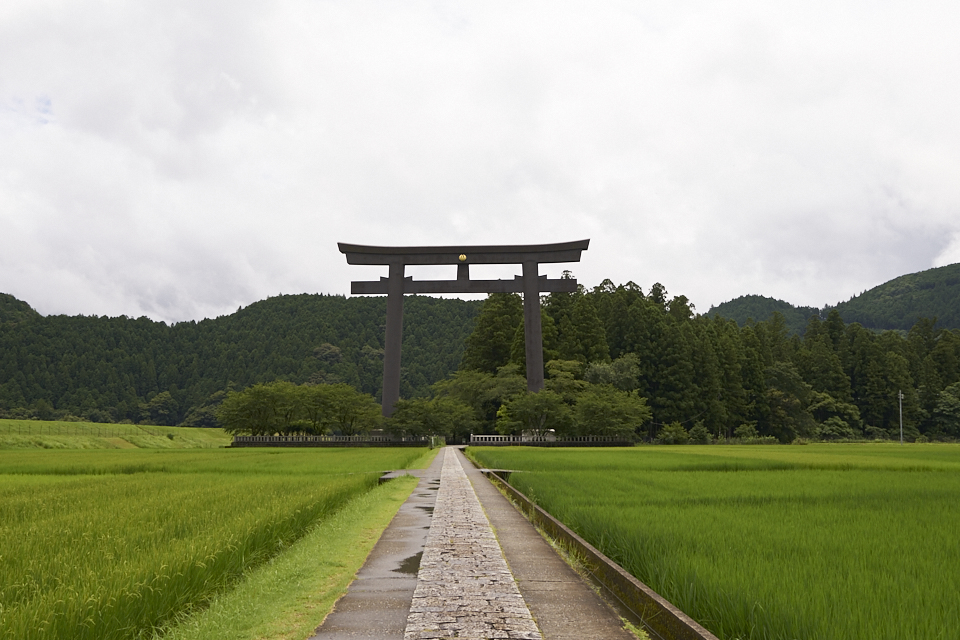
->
[[2, 0, 959, 321]]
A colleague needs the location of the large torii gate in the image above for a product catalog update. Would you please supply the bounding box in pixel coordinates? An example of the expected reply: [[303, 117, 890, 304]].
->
[[339, 240, 590, 416]]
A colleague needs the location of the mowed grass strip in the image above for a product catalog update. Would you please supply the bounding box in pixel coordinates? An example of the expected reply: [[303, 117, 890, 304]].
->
[[468, 444, 960, 640], [157, 474, 420, 640], [0, 447, 429, 640]]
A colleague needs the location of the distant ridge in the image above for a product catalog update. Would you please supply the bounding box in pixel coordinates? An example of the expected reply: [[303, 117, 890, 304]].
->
[[833, 263, 960, 330], [707, 295, 818, 335], [709, 262, 960, 333], [0, 293, 41, 325], [0, 292, 481, 424]]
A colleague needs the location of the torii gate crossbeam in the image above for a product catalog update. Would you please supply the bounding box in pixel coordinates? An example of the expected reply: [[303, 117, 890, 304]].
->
[[339, 240, 590, 416]]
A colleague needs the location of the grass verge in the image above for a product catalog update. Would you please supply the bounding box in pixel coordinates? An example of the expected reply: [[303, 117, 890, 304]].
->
[[156, 475, 419, 640], [405, 446, 442, 470]]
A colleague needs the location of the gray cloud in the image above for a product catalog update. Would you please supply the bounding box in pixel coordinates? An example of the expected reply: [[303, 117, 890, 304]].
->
[[2, 0, 959, 322]]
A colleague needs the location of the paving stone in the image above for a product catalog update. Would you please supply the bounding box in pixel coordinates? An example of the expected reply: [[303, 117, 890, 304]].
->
[[403, 449, 543, 640], [312, 447, 633, 640]]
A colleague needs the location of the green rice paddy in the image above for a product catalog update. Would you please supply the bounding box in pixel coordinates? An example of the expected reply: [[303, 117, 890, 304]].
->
[[0, 446, 429, 640], [468, 444, 960, 640], [0, 419, 232, 449]]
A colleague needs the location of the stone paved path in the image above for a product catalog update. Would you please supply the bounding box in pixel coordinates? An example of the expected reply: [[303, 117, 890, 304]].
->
[[310, 447, 633, 639], [404, 448, 543, 640], [457, 448, 635, 640]]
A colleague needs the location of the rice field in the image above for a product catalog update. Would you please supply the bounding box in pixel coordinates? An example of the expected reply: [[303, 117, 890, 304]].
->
[[467, 444, 960, 640], [0, 419, 232, 449], [0, 447, 428, 640]]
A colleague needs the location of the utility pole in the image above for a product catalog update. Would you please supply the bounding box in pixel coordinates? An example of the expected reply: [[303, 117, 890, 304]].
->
[[898, 390, 904, 444]]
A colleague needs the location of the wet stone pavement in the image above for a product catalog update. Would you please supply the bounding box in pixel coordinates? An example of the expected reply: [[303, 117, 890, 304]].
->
[[308, 454, 442, 639], [403, 449, 542, 640], [310, 447, 634, 640]]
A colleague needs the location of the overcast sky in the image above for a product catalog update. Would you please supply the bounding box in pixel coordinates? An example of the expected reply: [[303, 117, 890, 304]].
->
[[2, 0, 959, 323]]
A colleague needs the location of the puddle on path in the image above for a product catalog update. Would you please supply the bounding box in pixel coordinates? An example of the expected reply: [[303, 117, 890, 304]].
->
[[393, 551, 423, 575], [415, 506, 434, 514]]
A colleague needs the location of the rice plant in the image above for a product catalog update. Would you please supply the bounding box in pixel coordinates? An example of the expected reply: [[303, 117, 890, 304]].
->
[[0, 447, 426, 640], [469, 444, 960, 640]]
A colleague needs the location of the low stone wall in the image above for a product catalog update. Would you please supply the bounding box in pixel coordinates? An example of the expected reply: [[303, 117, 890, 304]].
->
[[481, 469, 720, 640], [470, 435, 634, 447], [231, 435, 433, 448]]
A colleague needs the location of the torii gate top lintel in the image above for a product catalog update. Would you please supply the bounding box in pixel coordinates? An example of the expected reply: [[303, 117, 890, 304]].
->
[[339, 239, 590, 416], [337, 239, 589, 266]]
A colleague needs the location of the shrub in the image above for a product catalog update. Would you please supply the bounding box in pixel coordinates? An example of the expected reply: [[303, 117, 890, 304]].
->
[[656, 422, 689, 445], [734, 423, 759, 439], [817, 416, 861, 441], [688, 423, 712, 444], [864, 426, 888, 440]]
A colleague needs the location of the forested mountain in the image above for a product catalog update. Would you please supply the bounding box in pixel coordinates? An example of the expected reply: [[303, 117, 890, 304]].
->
[[832, 263, 960, 330], [0, 293, 480, 425], [0, 293, 41, 326], [708, 263, 960, 333], [707, 295, 818, 335], [456, 280, 960, 442], [6, 261, 960, 441]]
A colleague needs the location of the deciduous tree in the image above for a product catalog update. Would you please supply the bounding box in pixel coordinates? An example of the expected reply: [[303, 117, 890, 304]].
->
[[496, 390, 572, 438], [574, 385, 650, 438]]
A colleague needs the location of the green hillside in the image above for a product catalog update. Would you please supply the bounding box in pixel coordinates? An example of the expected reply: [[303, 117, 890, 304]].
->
[[709, 263, 960, 333], [832, 263, 960, 331], [0, 293, 480, 425], [0, 293, 41, 325], [707, 295, 820, 335]]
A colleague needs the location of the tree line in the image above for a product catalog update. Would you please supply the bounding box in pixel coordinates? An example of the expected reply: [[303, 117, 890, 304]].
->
[[454, 279, 960, 442], [222, 273, 960, 444], [5, 278, 960, 443], [217, 381, 381, 436], [215, 364, 651, 443]]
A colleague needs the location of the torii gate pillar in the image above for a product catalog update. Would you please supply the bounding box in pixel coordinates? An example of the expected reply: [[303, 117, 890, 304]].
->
[[339, 240, 590, 416], [522, 260, 544, 392]]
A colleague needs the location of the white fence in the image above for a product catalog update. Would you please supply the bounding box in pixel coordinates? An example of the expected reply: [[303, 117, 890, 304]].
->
[[469, 434, 632, 446]]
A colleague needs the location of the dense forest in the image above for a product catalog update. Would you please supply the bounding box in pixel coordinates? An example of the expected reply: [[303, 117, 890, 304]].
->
[[709, 262, 960, 332], [0, 293, 480, 425], [452, 280, 960, 442], [4, 265, 960, 442]]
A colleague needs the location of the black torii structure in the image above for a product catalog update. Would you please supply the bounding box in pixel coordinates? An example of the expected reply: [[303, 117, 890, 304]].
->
[[339, 240, 590, 416]]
